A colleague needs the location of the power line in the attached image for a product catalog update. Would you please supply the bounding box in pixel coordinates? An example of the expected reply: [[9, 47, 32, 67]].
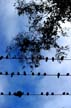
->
[[0, 91, 71, 97], [0, 71, 71, 78], [0, 55, 68, 61]]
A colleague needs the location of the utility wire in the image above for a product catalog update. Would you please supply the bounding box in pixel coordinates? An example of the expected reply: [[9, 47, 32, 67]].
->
[[0, 71, 71, 78], [0, 91, 71, 97], [0, 55, 68, 61]]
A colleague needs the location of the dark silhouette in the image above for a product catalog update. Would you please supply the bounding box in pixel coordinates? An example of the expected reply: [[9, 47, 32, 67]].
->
[[6, 0, 70, 68], [13, 91, 24, 97], [0, 71, 70, 79], [0, 91, 70, 97], [11, 72, 14, 77], [57, 73, 60, 78]]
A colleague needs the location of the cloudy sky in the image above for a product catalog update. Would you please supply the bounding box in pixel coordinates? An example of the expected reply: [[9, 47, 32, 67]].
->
[[1, 0, 71, 108]]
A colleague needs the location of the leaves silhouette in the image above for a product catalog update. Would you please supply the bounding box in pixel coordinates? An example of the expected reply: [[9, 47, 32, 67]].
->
[[6, 0, 70, 68]]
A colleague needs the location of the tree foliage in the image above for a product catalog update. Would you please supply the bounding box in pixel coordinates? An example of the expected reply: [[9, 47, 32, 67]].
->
[[6, 0, 70, 68]]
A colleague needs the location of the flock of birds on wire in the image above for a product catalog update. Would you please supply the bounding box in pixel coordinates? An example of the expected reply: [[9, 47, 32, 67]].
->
[[0, 54, 71, 98], [0, 91, 71, 97], [0, 55, 65, 61], [0, 71, 71, 78]]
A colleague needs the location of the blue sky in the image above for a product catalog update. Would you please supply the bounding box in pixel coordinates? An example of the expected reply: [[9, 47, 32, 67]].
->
[[1, 0, 71, 108]]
